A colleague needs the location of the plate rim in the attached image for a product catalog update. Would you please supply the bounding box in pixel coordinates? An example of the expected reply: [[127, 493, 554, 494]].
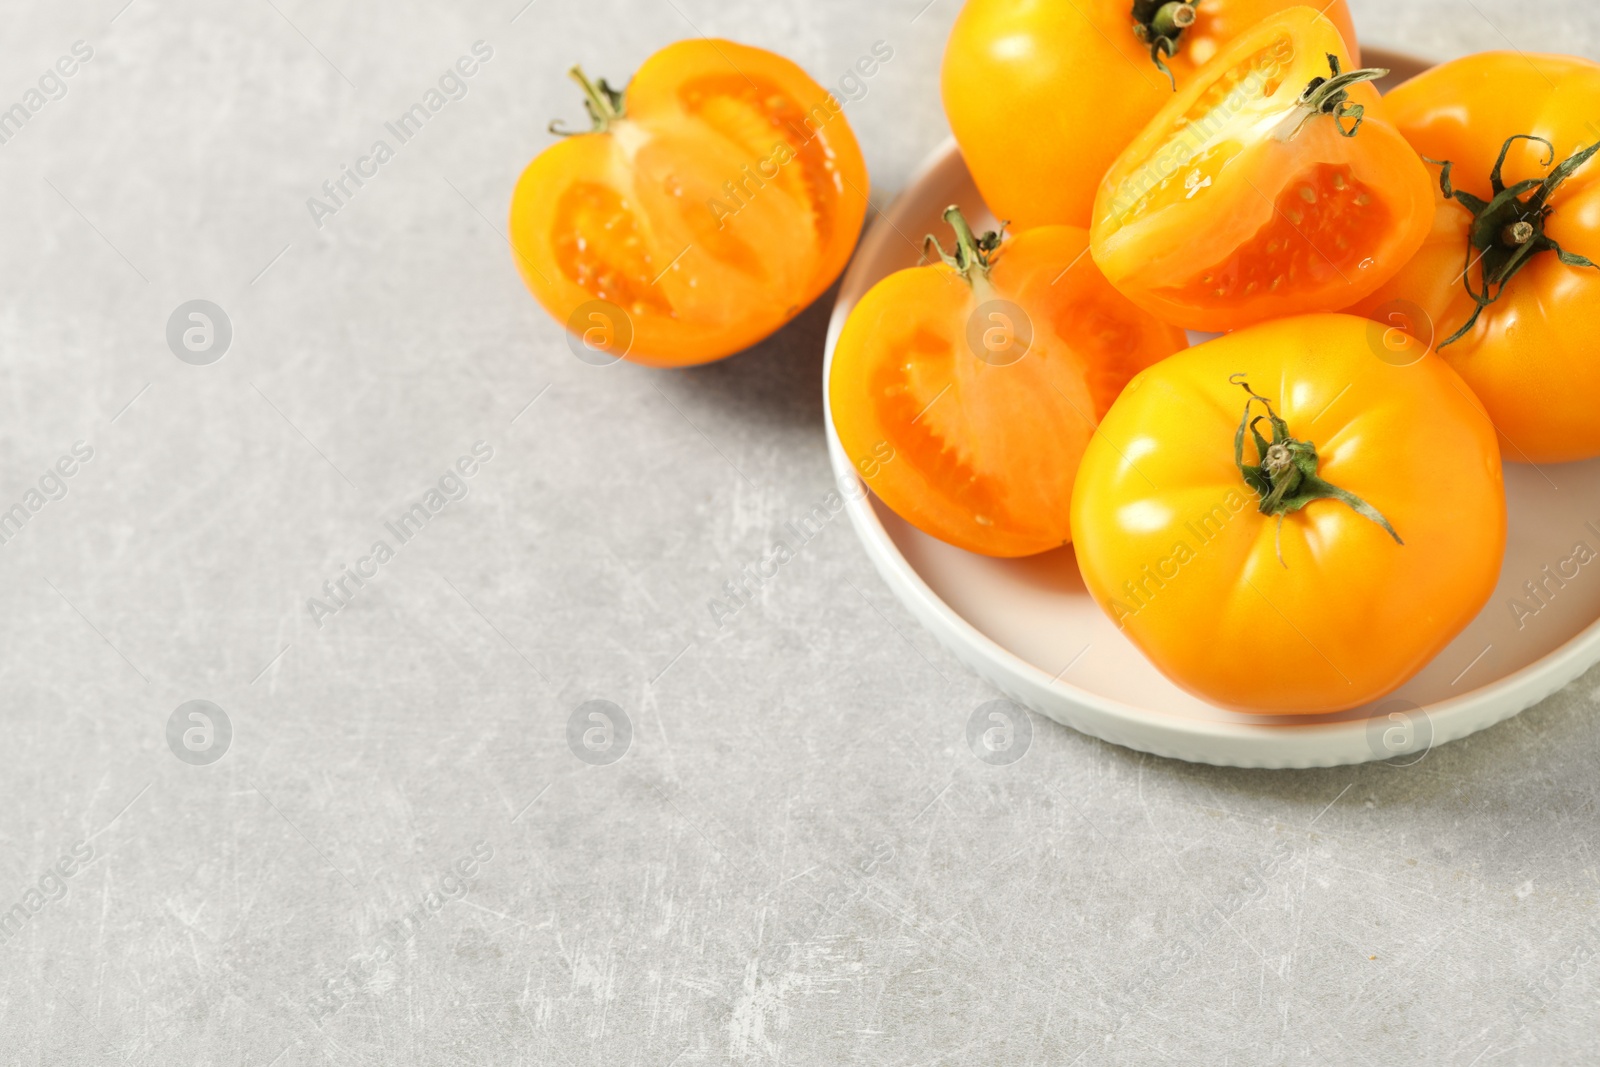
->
[[821, 57, 1600, 767]]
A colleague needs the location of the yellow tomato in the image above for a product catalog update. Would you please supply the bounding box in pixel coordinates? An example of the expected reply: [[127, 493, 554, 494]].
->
[[1070, 314, 1505, 713], [1349, 52, 1600, 464]]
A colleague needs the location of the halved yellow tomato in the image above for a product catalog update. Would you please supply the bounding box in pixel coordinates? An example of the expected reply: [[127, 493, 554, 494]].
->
[[829, 208, 1188, 557], [1090, 6, 1433, 332], [511, 39, 869, 366]]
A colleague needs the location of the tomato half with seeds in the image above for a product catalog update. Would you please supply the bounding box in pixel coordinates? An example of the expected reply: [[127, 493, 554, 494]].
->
[[1089, 6, 1432, 333], [1349, 52, 1600, 464], [942, 0, 1358, 231], [828, 208, 1188, 557], [510, 39, 870, 367], [1069, 314, 1505, 714]]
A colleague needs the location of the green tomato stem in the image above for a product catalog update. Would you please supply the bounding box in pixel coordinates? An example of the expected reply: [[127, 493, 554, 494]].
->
[[549, 65, 626, 136], [922, 205, 1004, 288], [1425, 133, 1600, 346], [1151, 1, 1196, 38], [1131, 0, 1201, 89], [1230, 375, 1402, 566], [1287, 53, 1388, 139]]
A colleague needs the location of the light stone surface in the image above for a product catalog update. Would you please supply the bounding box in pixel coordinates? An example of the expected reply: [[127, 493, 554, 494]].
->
[[0, 0, 1597, 1063]]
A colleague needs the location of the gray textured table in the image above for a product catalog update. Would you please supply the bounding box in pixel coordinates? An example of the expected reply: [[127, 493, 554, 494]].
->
[[1, 0, 1597, 1063]]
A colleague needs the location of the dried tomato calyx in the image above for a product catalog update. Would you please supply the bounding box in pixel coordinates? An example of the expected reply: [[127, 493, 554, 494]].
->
[[1430, 133, 1600, 347], [1287, 54, 1388, 140], [549, 66, 626, 137], [921, 205, 1004, 288], [1230, 375, 1402, 565], [1131, 0, 1200, 90]]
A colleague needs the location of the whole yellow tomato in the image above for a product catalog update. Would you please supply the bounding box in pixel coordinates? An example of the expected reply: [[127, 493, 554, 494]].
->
[[1349, 52, 1600, 464], [829, 208, 1187, 557], [510, 40, 869, 367], [1089, 7, 1433, 332], [1070, 314, 1504, 714], [942, 0, 1358, 231]]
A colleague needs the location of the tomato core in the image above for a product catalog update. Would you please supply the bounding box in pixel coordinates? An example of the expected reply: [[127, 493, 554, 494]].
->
[[1047, 298, 1154, 420]]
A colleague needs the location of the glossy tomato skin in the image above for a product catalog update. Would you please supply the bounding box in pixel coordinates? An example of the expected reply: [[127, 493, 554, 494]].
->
[[942, 0, 1357, 231], [1089, 7, 1431, 333], [1348, 53, 1600, 464], [511, 39, 869, 367], [1070, 314, 1505, 714], [829, 223, 1188, 557]]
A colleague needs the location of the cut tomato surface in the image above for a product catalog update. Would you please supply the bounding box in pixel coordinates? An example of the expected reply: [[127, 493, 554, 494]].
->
[[1090, 7, 1432, 332], [511, 39, 869, 366], [829, 216, 1188, 557]]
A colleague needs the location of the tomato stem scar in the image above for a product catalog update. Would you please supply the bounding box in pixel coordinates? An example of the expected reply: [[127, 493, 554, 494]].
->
[[1503, 220, 1535, 246], [1229, 374, 1403, 565], [1427, 133, 1600, 347]]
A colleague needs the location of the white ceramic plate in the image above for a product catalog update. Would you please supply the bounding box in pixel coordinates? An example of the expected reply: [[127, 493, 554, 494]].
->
[[823, 49, 1600, 767]]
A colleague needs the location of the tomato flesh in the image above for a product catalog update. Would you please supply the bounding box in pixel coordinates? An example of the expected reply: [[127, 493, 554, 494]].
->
[[1109, 34, 1299, 228], [870, 326, 1014, 531], [553, 182, 672, 317], [1170, 163, 1392, 304], [677, 73, 843, 249]]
